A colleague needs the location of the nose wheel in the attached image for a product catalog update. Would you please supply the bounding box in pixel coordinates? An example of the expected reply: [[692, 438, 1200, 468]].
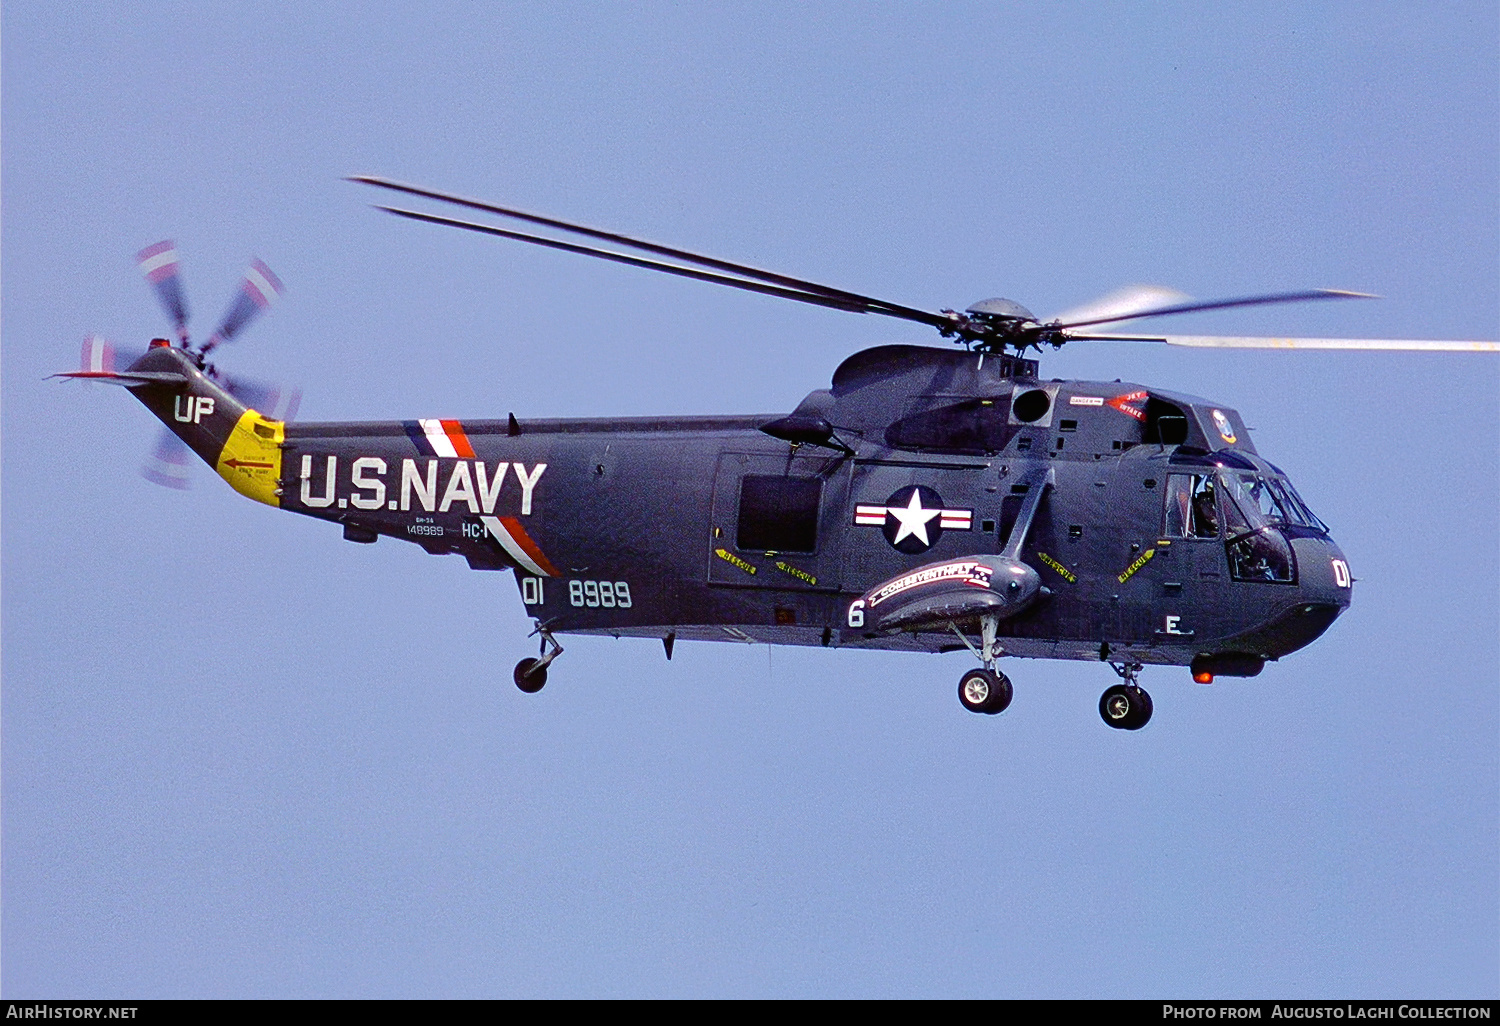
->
[[1100, 662, 1152, 729]]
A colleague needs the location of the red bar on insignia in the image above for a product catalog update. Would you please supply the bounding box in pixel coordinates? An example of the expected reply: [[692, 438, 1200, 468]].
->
[[940, 511, 972, 529], [854, 505, 887, 525]]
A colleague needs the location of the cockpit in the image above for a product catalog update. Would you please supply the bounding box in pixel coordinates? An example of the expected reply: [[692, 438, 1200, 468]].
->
[[1162, 467, 1328, 583]]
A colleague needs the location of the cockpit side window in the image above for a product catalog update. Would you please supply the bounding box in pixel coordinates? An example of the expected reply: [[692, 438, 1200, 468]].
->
[[1225, 473, 1287, 523], [1218, 473, 1297, 583], [1269, 478, 1328, 532], [1221, 490, 1253, 536], [1164, 474, 1220, 539]]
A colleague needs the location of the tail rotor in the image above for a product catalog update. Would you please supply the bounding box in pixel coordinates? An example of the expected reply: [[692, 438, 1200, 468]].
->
[[119, 243, 297, 489]]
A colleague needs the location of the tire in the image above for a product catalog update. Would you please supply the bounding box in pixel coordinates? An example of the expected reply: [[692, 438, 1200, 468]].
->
[[959, 669, 1012, 714], [1131, 685, 1153, 728], [1099, 683, 1152, 729], [959, 669, 993, 713], [985, 671, 1014, 714], [514, 658, 547, 693]]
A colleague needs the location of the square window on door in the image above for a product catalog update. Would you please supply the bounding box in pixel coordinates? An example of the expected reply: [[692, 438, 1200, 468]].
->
[[737, 475, 822, 553]]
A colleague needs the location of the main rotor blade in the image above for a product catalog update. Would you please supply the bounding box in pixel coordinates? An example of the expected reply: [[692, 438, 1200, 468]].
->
[[1052, 289, 1377, 331], [1069, 333, 1498, 352], [352, 175, 927, 315], [1048, 285, 1191, 329], [375, 205, 953, 329]]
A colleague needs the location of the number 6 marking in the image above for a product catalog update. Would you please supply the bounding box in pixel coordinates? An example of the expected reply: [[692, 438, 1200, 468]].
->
[[847, 600, 865, 628]]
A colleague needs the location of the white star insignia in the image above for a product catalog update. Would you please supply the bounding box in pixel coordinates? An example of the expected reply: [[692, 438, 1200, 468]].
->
[[888, 489, 940, 546]]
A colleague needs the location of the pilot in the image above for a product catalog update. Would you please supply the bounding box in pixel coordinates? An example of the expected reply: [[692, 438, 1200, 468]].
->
[[1193, 480, 1219, 538]]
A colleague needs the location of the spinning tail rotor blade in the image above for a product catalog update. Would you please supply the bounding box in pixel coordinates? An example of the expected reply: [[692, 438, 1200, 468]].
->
[[220, 373, 302, 421], [137, 241, 190, 345], [80, 335, 115, 375], [206, 258, 283, 351], [141, 429, 193, 490]]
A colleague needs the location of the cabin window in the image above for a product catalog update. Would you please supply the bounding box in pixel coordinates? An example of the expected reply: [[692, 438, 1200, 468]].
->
[[1164, 474, 1220, 539], [736, 475, 822, 553]]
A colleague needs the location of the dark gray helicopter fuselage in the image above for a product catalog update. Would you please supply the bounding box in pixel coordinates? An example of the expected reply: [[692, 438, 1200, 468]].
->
[[127, 341, 1351, 679]]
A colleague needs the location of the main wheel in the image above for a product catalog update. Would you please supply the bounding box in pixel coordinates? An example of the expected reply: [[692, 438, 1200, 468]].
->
[[959, 669, 1013, 715], [513, 658, 547, 693], [1099, 683, 1152, 729]]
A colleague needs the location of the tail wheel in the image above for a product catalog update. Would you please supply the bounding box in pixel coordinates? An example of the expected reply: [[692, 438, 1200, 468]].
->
[[959, 669, 1013, 715], [1099, 683, 1152, 729], [513, 658, 547, 693]]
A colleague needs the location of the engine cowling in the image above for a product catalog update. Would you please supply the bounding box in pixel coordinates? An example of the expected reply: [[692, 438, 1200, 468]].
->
[[849, 555, 1043, 634]]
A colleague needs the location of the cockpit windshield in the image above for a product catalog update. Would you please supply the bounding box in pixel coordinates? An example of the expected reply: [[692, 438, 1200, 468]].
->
[[1222, 472, 1327, 533]]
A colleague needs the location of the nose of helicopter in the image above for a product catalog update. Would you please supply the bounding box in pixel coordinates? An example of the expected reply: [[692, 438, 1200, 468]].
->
[[1258, 534, 1355, 658], [1294, 534, 1354, 607]]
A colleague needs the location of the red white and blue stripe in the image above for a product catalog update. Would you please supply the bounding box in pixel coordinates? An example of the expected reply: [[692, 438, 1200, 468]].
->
[[403, 418, 476, 458], [481, 515, 560, 577]]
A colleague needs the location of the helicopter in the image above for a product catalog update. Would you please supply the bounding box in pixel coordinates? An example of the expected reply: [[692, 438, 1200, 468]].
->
[[59, 178, 1497, 731]]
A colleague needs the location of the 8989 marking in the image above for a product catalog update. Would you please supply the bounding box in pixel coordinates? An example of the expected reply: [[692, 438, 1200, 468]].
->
[[569, 580, 632, 608]]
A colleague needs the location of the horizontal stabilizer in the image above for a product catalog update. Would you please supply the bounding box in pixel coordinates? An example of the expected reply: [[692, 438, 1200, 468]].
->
[[52, 369, 190, 386]]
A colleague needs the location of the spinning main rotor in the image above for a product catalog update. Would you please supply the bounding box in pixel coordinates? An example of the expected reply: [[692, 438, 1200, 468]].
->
[[349, 176, 1496, 356]]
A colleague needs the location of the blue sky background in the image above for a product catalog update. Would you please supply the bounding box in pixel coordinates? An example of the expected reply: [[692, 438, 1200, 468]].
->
[[3, 1, 1496, 998]]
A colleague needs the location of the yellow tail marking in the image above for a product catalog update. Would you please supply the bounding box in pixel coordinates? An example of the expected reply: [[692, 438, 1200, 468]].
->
[[215, 409, 284, 507]]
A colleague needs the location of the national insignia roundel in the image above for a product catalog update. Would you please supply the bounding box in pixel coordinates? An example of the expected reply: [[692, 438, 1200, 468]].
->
[[852, 485, 974, 554]]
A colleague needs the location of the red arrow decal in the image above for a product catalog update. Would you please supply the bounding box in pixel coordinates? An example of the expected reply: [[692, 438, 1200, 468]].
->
[[223, 458, 274, 469]]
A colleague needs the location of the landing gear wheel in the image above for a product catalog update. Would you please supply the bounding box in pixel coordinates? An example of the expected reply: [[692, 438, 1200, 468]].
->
[[959, 669, 1013, 715], [513, 658, 547, 694], [1099, 683, 1152, 729]]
